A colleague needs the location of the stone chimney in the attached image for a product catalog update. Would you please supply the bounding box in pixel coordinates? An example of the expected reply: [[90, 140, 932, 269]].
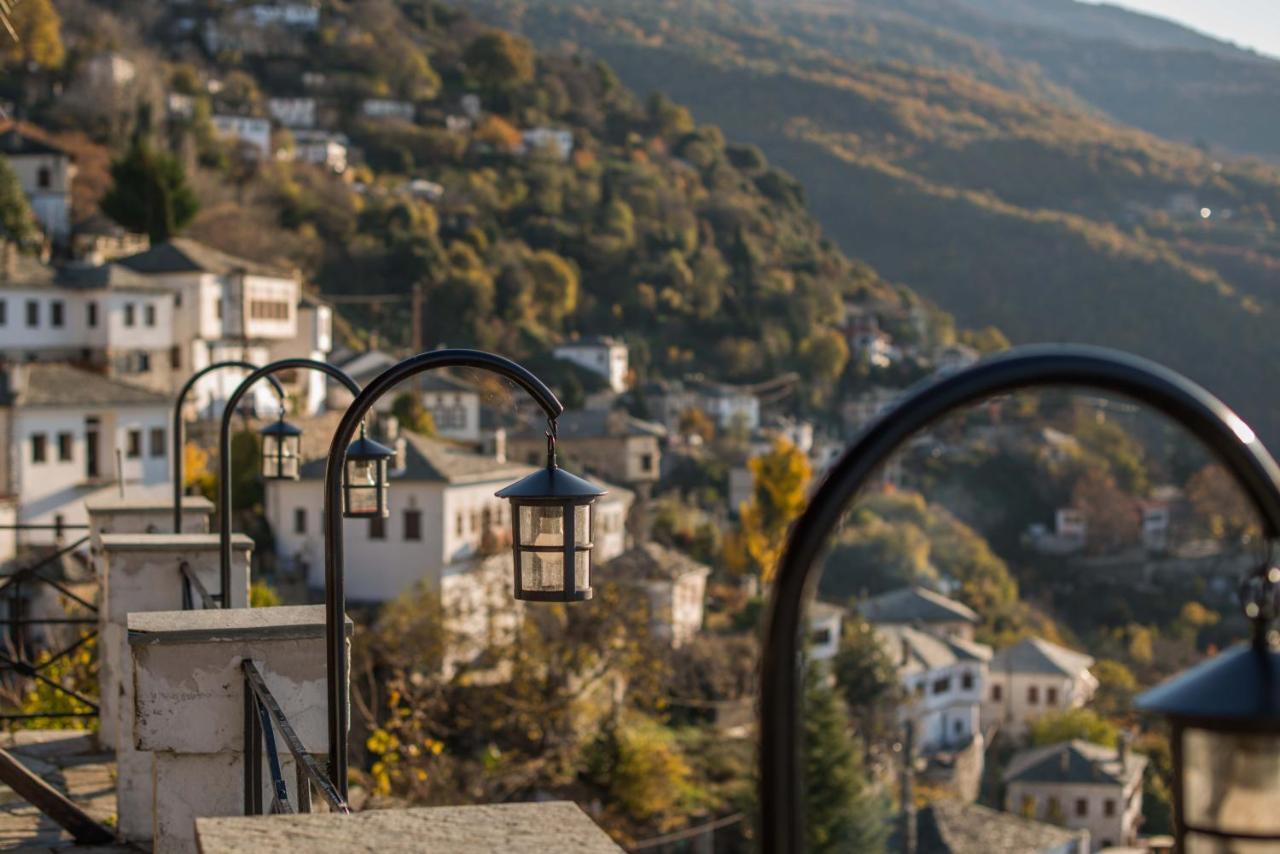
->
[[486, 427, 507, 463], [1117, 733, 1129, 767]]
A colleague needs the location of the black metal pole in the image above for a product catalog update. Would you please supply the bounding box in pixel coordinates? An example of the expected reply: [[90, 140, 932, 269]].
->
[[322, 349, 563, 797], [758, 344, 1280, 853], [219, 359, 360, 605], [172, 361, 284, 533]]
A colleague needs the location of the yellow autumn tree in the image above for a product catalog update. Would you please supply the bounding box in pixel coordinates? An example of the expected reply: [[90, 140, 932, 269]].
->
[[184, 441, 216, 500], [1, 0, 64, 70], [727, 437, 811, 583]]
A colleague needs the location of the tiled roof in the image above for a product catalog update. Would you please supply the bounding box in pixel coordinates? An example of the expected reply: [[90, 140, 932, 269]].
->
[[875, 624, 992, 675], [297, 430, 533, 485], [857, 586, 979, 626], [119, 238, 290, 278], [1004, 740, 1146, 787], [913, 800, 1088, 854], [597, 541, 710, 583], [54, 263, 168, 293], [990, 637, 1094, 677], [515, 408, 666, 440], [2, 363, 168, 407], [0, 124, 71, 158]]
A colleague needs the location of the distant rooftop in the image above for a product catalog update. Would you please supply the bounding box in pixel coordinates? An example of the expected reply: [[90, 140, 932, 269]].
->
[[1, 363, 169, 408], [598, 541, 710, 583], [857, 585, 979, 626], [990, 636, 1094, 677], [298, 431, 533, 486], [0, 122, 72, 158], [874, 623, 992, 674], [912, 799, 1089, 854], [515, 408, 666, 440], [1004, 739, 1145, 787], [119, 237, 290, 278]]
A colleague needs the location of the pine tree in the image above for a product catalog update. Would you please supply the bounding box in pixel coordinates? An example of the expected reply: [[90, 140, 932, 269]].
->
[[101, 136, 199, 245], [803, 666, 890, 853]]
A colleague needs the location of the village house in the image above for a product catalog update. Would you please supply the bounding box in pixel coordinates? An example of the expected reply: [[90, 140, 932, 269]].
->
[[71, 213, 148, 265], [418, 372, 483, 442], [361, 98, 415, 122], [552, 336, 629, 393], [291, 130, 349, 173], [210, 115, 273, 160], [858, 585, 980, 642], [0, 362, 169, 545], [1025, 507, 1089, 555], [982, 637, 1098, 739], [597, 542, 709, 648], [507, 408, 665, 489], [692, 379, 761, 432], [1003, 740, 1146, 851], [0, 124, 76, 243], [842, 386, 902, 435], [521, 127, 574, 161], [267, 96, 317, 129], [808, 599, 845, 663]]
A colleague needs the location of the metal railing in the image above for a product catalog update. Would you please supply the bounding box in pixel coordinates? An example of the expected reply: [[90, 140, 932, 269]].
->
[[179, 561, 221, 610], [242, 659, 349, 815], [0, 526, 97, 723]]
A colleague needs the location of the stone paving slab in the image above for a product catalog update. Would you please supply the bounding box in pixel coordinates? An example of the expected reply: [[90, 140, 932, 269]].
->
[[0, 730, 137, 852]]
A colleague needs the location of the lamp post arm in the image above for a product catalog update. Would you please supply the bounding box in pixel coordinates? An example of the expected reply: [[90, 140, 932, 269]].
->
[[218, 359, 360, 605], [758, 344, 1280, 854], [173, 362, 285, 532], [321, 349, 563, 797]]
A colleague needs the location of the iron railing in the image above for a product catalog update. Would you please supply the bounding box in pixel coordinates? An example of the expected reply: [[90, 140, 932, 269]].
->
[[179, 561, 221, 610], [242, 659, 349, 815]]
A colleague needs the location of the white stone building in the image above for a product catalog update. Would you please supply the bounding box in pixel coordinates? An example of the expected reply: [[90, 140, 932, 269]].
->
[[1004, 740, 1146, 851], [292, 130, 348, 173], [808, 600, 845, 663], [265, 431, 633, 603], [857, 585, 980, 641], [267, 97, 317, 129], [0, 363, 170, 545], [553, 336, 629, 393], [521, 128, 574, 161], [0, 125, 76, 242], [596, 542, 709, 648], [361, 99, 415, 121], [693, 381, 760, 431], [211, 115, 273, 160], [982, 637, 1099, 739], [419, 372, 483, 442]]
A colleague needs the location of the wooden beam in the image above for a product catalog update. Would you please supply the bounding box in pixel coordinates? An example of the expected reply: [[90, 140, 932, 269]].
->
[[0, 746, 115, 845]]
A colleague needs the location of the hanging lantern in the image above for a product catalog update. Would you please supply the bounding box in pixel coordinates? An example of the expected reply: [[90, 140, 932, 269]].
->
[[1136, 565, 1280, 852], [259, 415, 302, 480], [343, 430, 395, 518], [496, 430, 605, 602]]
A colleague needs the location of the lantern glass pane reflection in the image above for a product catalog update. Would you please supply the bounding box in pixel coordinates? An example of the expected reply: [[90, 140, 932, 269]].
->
[[261, 430, 301, 480], [1182, 727, 1280, 838], [342, 434, 394, 518]]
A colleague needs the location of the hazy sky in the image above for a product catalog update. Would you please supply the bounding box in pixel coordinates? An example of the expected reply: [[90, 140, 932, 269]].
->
[[1083, 0, 1280, 59]]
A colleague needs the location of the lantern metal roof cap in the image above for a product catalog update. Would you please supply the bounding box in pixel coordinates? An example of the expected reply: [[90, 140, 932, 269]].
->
[[495, 464, 607, 500], [260, 418, 302, 437], [1136, 640, 1280, 722], [345, 434, 396, 460]]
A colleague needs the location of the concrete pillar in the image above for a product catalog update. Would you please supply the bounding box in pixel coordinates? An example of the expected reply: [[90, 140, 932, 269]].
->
[[98, 534, 251, 842], [85, 494, 214, 551], [129, 605, 351, 854]]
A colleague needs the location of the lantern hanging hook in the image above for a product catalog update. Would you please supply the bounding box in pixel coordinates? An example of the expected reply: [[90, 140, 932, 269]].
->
[[545, 416, 558, 468]]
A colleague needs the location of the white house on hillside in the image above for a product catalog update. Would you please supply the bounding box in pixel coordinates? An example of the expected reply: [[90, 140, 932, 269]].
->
[[553, 337, 629, 393], [597, 542, 709, 648], [0, 124, 76, 242], [0, 362, 169, 545], [211, 115, 273, 160], [857, 585, 980, 641], [982, 637, 1098, 739], [266, 430, 633, 602]]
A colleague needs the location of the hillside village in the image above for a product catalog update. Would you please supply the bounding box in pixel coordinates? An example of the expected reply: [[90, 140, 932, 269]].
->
[[0, 0, 1268, 852]]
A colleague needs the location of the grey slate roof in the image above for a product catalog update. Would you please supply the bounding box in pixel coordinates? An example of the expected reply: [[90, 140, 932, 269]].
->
[[857, 586, 979, 626], [297, 431, 534, 485], [1004, 740, 1146, 787], [54, 263, 168, 293], [990, 637, 1094, 677], [516, 408, 666, 440], [119, 237, 289, 278], [0, 125, 70, 158], [597, 541, 711, 583], [874, 624, 992, 675], [2, 363, 169, 407], [914, 800, 1088, 854]]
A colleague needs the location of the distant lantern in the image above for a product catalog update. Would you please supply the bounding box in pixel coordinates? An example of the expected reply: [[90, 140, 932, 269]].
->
[[1136, 565, 1280, 852], [343, 430, 395, 518], [496, 430, 606, 602], [260, 414, 302, 480]]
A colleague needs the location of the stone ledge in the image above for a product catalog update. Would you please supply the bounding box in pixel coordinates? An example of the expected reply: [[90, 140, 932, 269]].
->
[[100, 533, 252, 551], [195, 801, 624, 853], [87, 494, 215, 514], [128, 604, 351, 645]]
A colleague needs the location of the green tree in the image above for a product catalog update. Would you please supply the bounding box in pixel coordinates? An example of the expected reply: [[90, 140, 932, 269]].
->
[[391, 392, 436, 435], [803, 666, 889, 853], [584, 712, 705, 833], [101, 137, 199, 244], [1091, 658, 1138, 719], [832, 615, 905, 745], [0, 155, 38, 246], [463, 31, 536, 90], [1028, 707, 1119, 748]]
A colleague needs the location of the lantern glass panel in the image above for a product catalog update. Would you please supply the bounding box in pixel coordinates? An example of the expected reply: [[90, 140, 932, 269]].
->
[[574, 549, 589, 591], [261, 434, 280, 478], [520, 505, 563, 547], [1182, 727, 1280, 837], [520, 550, 564, 594], [574, 505, 591, 544], [348, 458, 376, 486], [280, 437, 300, 479], [347, 485, 380, 516]]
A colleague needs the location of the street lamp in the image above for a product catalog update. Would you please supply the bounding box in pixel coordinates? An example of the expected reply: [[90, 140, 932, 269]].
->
[[755, 345, 1280, 854], [259, 411, 303, 481], [496, 429, 607, 602], [342, 429, 395, 518], [1136, 565, 1280, 852]]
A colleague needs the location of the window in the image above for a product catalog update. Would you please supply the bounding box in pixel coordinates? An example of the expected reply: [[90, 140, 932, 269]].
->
[[403, 509, 422, 541], [216, 298, 223, 320], [811, 627, 832, 646], [126, 429, 142, 459], [124, 303, 135, 327], [932, 677, 950, 695], [170, 346, 181, 370], [294, 508, 307, 534], [991, 684, 1002, 701], [149, 428, 166, 458], [0, 298, 6, 325], [50, 300, 63, 328], [86, 301, 97, 328], [640, 453, 654, 472], [57, 432, 72, 462], [144, 304, 156, 327], [369, 515, 386, 540], [137, 352, 151, 372], [1027, 685, 1039, 705], [953, 719, 963, 734], [1104, 799, 1116, 817], [25, 299, 38, 327], [37, 166, 50, 188], [1046, 687, 1059, 706], [961, 671, 974, 690], [249, 299, 291, 320], [1075, 798, 1088, 817], [456, 513, 464, 536], [31, 433, 47, 463]]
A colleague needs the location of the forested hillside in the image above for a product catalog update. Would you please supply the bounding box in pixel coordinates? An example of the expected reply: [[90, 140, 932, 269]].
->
[[473, 0, 1280, 444]]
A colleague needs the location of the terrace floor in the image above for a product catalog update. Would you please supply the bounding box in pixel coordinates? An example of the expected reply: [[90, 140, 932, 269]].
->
[[0, 730, 133, 852]]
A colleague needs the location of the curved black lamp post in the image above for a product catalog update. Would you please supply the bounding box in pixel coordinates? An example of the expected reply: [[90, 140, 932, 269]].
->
[[757, 345, 1280, 853], [320, 349, 595, 797], [218, 359, 361, 604], [172, 361, 285, 532]]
